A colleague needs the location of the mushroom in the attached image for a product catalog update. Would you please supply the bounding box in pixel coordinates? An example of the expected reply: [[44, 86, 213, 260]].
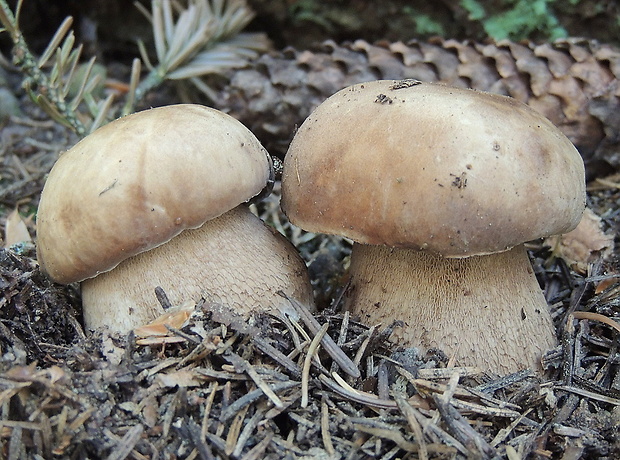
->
[[37, 104, 313, 332], [281, 80, 586, 374]]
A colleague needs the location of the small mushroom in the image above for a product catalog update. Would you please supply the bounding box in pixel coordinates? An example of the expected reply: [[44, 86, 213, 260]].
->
[[37, 104, 313, 332], [281, 80, 586, 374]]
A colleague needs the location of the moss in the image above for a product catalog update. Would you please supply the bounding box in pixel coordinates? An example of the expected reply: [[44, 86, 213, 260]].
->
[[460, 0, 569, 41], [401, 7, 445, 36]]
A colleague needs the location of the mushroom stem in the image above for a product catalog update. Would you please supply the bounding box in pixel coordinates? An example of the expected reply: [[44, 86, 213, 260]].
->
[[81, 205, 313, 332], [345, 244, 557, 374]]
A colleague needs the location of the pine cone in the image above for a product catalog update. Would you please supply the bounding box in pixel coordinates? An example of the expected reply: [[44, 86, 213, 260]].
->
[[215, 38, 620, 175]]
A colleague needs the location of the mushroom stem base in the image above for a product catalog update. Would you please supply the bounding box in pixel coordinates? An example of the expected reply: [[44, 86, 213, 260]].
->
[[81, 205, 313, 333], [345, 244, 557, 374]]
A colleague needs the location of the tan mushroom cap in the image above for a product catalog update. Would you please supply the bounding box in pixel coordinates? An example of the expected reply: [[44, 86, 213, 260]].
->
[[37, 104, 273, 284], [282, 80, 586, 257]]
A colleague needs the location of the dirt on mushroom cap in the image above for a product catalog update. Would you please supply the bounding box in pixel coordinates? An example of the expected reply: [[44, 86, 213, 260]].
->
[[282, 80, 586, 257]]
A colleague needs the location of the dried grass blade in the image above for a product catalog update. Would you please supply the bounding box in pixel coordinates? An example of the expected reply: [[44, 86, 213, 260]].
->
[[225, 405, 249, 455], [280, 292, 360, 378], [491, 409, 534, 447], [67, 407, 95, 432], [416, 367, 481, 379], [7, 425, 21, 460], [252, 336, 301, 379], [474, 369, 533, 393], [451, 398, 521, 418], [202, 381, 218, 439], [219, 381, 299, 423], [318, 374, 397, 409], [242, 431, 274, 460], [301, 322, 328, 407], [224, 352, 285, 409], [433, 393, 497, 458], [232, 408, 264, 457], [181, 418, 215, 460], [353, 326, 375, 366], [105, 424, 144, 460], [394, 393, 429, 460], [321, 397, 335, 456], [408, 377, 472, 399], [350, 422, 418, 452]]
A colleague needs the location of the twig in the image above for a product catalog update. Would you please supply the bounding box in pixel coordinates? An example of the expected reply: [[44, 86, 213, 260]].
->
[[394, 393, 429, 460], [223, 351, 285, 409], [350, 418, 456, 455], [105, 424, 145, 460], [219, 381, 299, 422], [474, 369, 534, 393], [352, 325, 375, 370], [433, 375, 497, 458], [254, 336, 302, 378], [279, 292, 361, 378], [330, 310, 350, 374], [490, 408, 534, 447], [555, 384, 620, 405], [178, 418, 214, 460], [241, 431, 274, 460]]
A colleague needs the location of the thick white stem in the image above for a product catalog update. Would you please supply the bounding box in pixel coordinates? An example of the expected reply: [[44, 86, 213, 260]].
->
[[345, 244, 557, 374], [81, 205, 313, 332]]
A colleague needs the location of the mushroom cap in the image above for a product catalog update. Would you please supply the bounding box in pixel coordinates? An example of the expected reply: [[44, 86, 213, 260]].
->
[[37, 104, 273, 284], [281, 80, 586, 257]]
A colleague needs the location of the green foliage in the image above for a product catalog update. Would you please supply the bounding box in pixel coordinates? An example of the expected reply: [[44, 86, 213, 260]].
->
[[0, 0, 269, 136], [289, 0, 364, 34], [460, 0, 569, 41], [402, 7, 446, 36], [460, 0, 486, 21]]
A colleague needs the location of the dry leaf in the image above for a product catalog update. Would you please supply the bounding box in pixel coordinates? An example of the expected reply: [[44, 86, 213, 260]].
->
[[545, 207, 614, 273], [572, 311, 620, 334], [42, 365, 67, 384], [594, 276, 618, 294], [134, 302, 195, 338], [4, 208, 32, 247], [156, 369, 201, 388]]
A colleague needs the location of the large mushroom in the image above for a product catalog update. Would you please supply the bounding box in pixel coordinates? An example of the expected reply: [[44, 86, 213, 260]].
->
[[37, 104, 313, 332], [281, 80, 586, 374]]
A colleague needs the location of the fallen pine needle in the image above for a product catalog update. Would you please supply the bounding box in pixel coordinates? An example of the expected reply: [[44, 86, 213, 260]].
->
[[301, 322, 329, 408], [571, 311, 620, 334]]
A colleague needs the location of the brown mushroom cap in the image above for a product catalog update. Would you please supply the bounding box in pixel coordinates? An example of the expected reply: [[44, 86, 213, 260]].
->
[[37, 104, 273, 284], [282, 80, 586, 256]]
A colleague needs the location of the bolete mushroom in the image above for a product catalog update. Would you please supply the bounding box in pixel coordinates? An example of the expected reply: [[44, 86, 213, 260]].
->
[[37, 104, 313, 332], [281, 80, 586, 374]]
